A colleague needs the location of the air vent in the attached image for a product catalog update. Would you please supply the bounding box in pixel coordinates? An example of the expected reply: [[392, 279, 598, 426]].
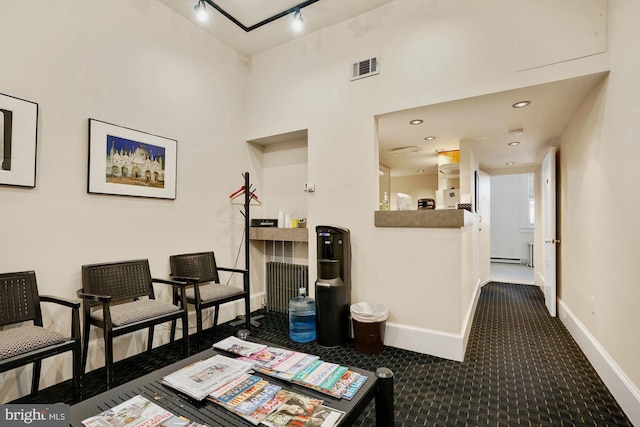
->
[[351, 57, 379, 81], [390, 146, 421, 155]]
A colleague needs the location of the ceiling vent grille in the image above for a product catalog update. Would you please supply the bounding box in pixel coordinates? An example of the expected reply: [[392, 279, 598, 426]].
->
[[351, 57, 379, 81]]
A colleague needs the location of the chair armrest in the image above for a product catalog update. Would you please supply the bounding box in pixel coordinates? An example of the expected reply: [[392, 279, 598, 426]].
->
[[76, 289, 112, 302], [218, 267, 248, 274], [152, 277, 191, 289], [39, 294, 81, 309], [169, 276, 200, 283]]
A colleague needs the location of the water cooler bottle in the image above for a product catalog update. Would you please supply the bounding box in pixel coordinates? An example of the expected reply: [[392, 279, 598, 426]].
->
[[315, 225, 351, 347]]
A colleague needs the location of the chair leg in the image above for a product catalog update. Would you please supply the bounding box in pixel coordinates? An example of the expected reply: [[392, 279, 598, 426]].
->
[[105, 331, 114, 390], [213, 304, 220, 328], [170, 319, 176, 343], [72, 346, 82, 403], [31, 360, 41, 397], [196, 308, 203, 352], [244, 294, 251, 330], [81, 321, 91, 375], [182, 313, 189, 358], [146, 326, 155, 353]]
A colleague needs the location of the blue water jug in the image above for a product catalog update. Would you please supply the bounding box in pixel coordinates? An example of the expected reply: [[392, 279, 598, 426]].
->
[[289, 287, 316, 343]]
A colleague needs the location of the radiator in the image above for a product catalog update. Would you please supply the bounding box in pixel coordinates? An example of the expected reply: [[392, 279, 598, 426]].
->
[[266, 262, 309, 314]]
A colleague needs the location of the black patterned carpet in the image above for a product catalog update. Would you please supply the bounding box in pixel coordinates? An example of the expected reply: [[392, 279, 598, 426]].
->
[[14, 282, 632, 426]]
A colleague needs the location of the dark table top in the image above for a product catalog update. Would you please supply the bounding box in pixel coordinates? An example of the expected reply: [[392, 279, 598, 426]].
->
[[70, 347, 378, 427]]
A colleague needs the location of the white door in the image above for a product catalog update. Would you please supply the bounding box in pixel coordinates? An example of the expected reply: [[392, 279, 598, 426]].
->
[[541, 147, 557, 317], [477, 171, 491, 284]]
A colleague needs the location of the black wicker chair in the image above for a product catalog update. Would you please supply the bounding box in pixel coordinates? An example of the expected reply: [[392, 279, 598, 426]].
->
[[169, 251, 250, 351], [77, 259, 189, 389], [0, 271, 81, 402]]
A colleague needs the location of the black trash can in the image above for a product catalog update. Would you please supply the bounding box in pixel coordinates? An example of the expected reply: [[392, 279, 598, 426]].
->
[[350, 302, 388, 354]]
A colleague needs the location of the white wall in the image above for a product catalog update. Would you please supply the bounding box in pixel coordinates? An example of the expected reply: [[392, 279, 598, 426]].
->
[[490, 174, 534, 263], [0, 0, 254, 402], [556, 0, 640, 422], [245, 0, 608, 357]]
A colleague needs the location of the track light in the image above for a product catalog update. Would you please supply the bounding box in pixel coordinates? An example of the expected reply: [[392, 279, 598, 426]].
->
[[194, 0, 207, 22], [292, 10, 304, 32]]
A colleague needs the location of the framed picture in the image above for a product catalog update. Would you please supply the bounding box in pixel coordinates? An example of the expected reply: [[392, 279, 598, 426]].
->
[[0, 92, 38, 188], [88, 119, 177, 199]]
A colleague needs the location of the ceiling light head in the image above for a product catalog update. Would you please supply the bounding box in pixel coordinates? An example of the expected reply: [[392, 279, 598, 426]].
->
[[194, 0, 207, 22], [417, 169, 425, 173], [292, 10, 304, 32], [435, 148, 445, 153], [409, 119, 423, 125], [424, 136, 436, 141], [505, 161, 516, 165], [508, 141, 520, 146], [512, 101, 531, 109]]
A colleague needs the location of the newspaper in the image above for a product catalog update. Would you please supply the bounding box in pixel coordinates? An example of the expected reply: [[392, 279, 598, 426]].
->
[[161, 354, 253, 401], [212, 336, 267, 357]]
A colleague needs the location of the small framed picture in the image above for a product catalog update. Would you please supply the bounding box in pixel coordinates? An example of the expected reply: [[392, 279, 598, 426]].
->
[[0, 92, 38, 188], [88, 119, 177, 199]]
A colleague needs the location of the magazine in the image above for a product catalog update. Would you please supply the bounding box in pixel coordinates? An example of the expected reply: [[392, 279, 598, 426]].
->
[[212, 336, 267, 357], [342, 374, 368, 400], [327, 370, 360, 398], [262, 392, 324, 427], [161, 354, 253, 400], [304, 405, 345, 427], [214, 375, 264, 404], [81, 394, 209, 427], [253, 354, 320, 382], [240, 389, 293, 425], [239, 347, 296, 371], [301, 362, 340, 387]]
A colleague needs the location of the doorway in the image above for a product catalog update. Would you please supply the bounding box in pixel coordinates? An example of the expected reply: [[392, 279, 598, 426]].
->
[[490, 173, 535, 285]]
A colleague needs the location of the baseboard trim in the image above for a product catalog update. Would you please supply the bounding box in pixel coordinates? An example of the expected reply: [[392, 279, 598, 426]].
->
[[385, 282, 481, 362], [559, 299, 640, 425]]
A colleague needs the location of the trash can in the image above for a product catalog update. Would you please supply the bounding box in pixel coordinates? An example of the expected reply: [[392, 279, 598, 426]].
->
[[350, 302, 388, 355]]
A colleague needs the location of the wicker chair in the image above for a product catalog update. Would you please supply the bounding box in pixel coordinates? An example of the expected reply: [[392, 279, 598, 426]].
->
[[77, 259, 189, 389], [169, 251, 250, 351], [0, 271, 81, 402]]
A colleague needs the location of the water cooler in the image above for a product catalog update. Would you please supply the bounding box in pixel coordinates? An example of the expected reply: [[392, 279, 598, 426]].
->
[[315, 225, 351, 347]]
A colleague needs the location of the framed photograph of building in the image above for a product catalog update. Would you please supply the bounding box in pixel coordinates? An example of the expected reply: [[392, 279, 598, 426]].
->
[[88, 119, 177, 199], [0, 92, 38, 188]]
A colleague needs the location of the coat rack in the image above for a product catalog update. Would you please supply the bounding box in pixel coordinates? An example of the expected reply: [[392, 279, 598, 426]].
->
[[228, 172, 263, 329]]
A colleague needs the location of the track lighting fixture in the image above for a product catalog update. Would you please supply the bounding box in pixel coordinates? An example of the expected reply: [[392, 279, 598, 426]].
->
[[292, 10, 304, 32], [194, 0, 207, 22]]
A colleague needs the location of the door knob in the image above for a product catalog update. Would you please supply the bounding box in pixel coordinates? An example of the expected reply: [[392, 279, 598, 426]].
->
[[545, 239, 560, 244]]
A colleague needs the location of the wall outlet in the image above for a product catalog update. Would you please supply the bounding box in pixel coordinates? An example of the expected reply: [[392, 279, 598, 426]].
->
[[304, 182, 315, 192]]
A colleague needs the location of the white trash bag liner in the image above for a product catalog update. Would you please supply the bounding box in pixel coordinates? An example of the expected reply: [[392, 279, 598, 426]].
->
[[350, 302, 388, 323]]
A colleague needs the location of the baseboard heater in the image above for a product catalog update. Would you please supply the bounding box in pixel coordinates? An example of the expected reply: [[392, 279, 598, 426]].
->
[[491, 257, 526, 264], [266, 262, 309, 314]]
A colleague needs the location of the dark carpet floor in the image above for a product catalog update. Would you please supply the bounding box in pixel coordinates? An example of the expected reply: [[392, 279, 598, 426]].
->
[[13, 282, 632, 426]]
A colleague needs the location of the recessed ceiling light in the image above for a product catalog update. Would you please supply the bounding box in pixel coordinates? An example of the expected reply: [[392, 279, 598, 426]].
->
[[435, 149, 445, 153], [417, 169, 425, 173], [409, 119, 423, 125], [424, 136, 436, 141], [512, 101, 531, 108], [508, 141, 520, 146], [505, 161, 516, 165]]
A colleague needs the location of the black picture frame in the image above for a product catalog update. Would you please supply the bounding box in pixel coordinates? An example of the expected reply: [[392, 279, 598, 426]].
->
[[0, 92, 38, 188]]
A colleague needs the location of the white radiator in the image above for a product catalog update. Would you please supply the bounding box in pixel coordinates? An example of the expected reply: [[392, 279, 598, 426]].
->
[[266, 262, 308, 314]]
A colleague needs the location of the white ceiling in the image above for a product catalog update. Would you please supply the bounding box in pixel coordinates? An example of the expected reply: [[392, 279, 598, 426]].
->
[[157, 0, 393, 56], [378, 73, 608, 177], [156, 1, 607, 178]]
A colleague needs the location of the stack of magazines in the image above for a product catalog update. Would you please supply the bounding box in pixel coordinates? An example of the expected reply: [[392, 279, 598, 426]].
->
[[213, 337, 368, 400]]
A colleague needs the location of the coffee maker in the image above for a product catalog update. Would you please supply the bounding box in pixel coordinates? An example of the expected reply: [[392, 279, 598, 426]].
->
[[315, 225, 351, 347]]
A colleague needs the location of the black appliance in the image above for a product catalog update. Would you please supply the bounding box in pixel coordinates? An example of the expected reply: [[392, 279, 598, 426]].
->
[[315, 225, 351, 347]]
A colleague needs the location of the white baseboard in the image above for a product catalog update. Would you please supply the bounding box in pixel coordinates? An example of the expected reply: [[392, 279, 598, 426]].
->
[[384, 282, 481, 362], [559, 299, 640, 425]]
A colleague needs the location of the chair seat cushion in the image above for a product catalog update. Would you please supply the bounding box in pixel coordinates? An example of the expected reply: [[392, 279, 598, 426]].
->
[[0, 326, 68, 360], [91, 300, 180, 326], [186, 283, 243, 302]]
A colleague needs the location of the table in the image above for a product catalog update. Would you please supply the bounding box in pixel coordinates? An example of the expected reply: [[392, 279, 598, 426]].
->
[[69, 347, 392, 426]]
